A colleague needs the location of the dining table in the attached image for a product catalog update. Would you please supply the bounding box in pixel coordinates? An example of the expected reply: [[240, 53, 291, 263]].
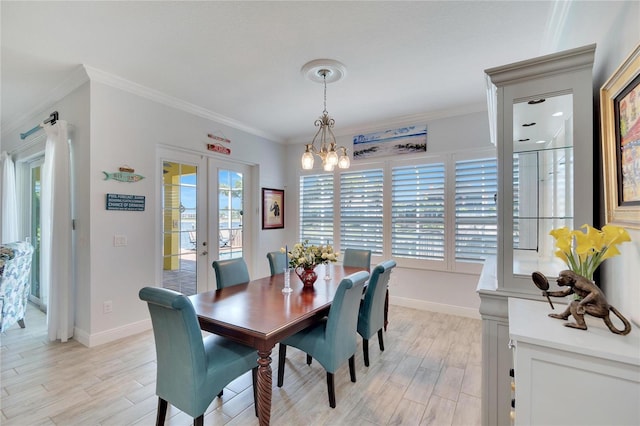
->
[[189, 265, 365, 426]]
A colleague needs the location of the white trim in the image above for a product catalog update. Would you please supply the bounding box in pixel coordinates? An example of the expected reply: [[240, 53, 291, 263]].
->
[[390, 295, 480, 320], [286, 102, 488, 144], [83, 65, 282, 143], [74, 319, 152, 348]]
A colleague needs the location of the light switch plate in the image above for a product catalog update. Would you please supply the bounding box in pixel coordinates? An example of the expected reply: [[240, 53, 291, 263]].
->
[[114, 234, 127, 247]]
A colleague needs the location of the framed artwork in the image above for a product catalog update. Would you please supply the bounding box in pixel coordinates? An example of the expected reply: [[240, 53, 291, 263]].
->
[[262, 188, 284, 229], [352, 124, 427, 160], [601, 43, 640, 228]]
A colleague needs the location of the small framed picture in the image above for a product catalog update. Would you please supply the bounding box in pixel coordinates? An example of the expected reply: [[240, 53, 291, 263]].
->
[[601, 43, 640, 228], [262, 188, 284, 229]]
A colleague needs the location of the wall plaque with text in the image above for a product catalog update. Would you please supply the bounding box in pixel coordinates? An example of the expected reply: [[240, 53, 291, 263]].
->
[[106, 193, 145, 211]]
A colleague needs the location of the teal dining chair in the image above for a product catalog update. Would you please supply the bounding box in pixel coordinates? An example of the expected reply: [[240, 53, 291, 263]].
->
[[357, 260, 396, 366], [139, 287, 258, 426], [277, 270, 370, 408], [343, 248, 371, 271], [266, 251, 287, 276], [212, 257, 250, 289]]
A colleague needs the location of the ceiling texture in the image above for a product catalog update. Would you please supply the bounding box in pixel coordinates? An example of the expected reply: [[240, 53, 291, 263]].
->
[[0, 1, 632, 144]]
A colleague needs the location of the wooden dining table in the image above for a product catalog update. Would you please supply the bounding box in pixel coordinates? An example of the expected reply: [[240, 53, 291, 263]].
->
[[189, 265, 365, 426]]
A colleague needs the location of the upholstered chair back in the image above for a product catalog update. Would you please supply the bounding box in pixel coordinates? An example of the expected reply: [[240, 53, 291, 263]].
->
[[212, 258, 250, 289], [266, 251, 287, 276], [358, 260, 396, 341], [343, 248, 371, 271], [139, 286, 257, 421], [320, 270, 369, 372], [0, 241, 34, 332]]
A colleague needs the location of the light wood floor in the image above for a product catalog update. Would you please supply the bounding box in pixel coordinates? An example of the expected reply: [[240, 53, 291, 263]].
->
[[1, 303, 481, 425]]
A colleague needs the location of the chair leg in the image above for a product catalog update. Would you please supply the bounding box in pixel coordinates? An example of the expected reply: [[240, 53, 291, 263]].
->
[[349, 355, 356, 383], [326, 372, 336, 408], [378, 328, 385, 351], [17, 319, 25, 328], [156, 398, 168, 426], [384, 289, 389, 331], [277, 343, 286, 387], [363, 338, 370, 367], [252, 367, 258, 417], [193, 415, 204, 426], [306, 354, 312, 365]]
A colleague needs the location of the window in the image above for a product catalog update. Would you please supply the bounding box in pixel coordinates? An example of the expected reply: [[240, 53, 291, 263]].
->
[[454, 157, 497, 262], [391, 162, 445, 260], [340, 168, 383, 254], [298, 149, 497, 272], [299, 173, 334, 245]]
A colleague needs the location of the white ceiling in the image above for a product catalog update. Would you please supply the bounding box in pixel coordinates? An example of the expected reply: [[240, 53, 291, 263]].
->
[[0, 1, 629, 143]]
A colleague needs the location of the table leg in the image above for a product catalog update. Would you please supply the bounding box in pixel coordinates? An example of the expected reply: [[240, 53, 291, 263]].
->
[[256, 349, 273, 426]]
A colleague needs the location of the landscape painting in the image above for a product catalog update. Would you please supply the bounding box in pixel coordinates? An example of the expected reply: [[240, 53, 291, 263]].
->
[[353, 124, 427, 160]]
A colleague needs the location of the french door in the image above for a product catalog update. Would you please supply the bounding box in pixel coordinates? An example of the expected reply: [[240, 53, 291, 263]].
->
[[27, 157, 45, 311], [159, 149, 251, 295]]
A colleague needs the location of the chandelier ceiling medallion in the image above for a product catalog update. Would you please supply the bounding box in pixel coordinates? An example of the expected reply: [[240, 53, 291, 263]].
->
[[300, 59, 350, 171]]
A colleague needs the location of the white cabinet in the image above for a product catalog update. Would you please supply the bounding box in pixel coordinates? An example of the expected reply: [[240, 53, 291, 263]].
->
[[478, 44, 596, 426], [509, 298, 640, 426]]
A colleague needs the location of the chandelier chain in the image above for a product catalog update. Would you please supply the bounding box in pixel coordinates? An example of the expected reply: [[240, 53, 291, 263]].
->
[[322, 71, 328, 114]]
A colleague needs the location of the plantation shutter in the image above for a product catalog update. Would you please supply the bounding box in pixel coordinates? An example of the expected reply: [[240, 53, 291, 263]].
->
[[340, 168, 384, 254], [299, 173, 334, 245], [391, 163, 445, 260], [454, 157, 497, 262]]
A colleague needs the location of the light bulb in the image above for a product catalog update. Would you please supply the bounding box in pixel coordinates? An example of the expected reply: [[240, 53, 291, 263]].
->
[[326, 149, 338, 166], [338, 153, 350, 169], [301, 151, 314, 170], [323, 161, 335, 172]]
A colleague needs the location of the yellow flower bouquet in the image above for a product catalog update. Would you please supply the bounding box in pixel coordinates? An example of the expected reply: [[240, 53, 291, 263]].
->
[[549, 224, 631, 280]]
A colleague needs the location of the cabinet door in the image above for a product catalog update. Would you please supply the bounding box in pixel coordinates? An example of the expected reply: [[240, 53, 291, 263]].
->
[[514, 342, 640, 426], [487, 45, 595, 294]]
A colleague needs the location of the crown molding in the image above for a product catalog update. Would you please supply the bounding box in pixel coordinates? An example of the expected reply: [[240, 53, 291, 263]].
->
[[485, 43, 596, 87], [1, 65, 89, 140], [83, 65, 282, 143], [285, 101, 488, 144]]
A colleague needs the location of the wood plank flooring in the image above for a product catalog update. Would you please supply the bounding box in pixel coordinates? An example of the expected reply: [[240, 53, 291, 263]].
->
[[1, 303, 481, 425]]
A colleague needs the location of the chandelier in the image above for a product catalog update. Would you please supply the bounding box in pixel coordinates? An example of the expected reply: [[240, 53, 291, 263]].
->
[[300, 60, 350, 171]]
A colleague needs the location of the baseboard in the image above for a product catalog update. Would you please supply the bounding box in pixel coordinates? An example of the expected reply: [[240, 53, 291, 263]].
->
[[74, 318, 152, 347], [390, 296, 481, 319]]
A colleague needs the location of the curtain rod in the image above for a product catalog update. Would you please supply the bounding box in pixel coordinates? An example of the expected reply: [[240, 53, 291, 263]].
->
[[19, 111, 59, 140]]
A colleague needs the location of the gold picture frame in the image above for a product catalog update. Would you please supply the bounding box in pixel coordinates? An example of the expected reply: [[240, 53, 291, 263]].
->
[[601, 43, 640, 228]]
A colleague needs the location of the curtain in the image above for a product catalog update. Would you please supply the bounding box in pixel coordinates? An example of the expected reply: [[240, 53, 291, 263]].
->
[[41, 120, 74, 342], [1, 151, 19, 243]]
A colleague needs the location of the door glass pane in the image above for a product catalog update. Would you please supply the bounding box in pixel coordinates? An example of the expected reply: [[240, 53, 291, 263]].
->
[[218, 169, 243, 260], [30, 165, 41, 301], [162, 161, 197, 295]]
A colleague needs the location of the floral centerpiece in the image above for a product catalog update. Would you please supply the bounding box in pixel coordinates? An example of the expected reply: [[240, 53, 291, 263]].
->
[[549, 224, 631, 281], [282, 240, 339, 287]]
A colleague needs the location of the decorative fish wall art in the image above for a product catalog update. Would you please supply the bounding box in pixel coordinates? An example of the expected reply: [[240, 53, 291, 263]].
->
[[103, 170, 145, 182]]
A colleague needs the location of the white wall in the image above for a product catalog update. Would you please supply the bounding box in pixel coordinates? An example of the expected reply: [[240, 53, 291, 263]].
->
[[78, 79, 288, 345], [284, 110, 494, 318], [588, 2, 640, 326], [2, 81, 91, 336]]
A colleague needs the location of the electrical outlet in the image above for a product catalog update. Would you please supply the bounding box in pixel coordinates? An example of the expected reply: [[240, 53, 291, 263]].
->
[[103, 300, 113, 314]]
